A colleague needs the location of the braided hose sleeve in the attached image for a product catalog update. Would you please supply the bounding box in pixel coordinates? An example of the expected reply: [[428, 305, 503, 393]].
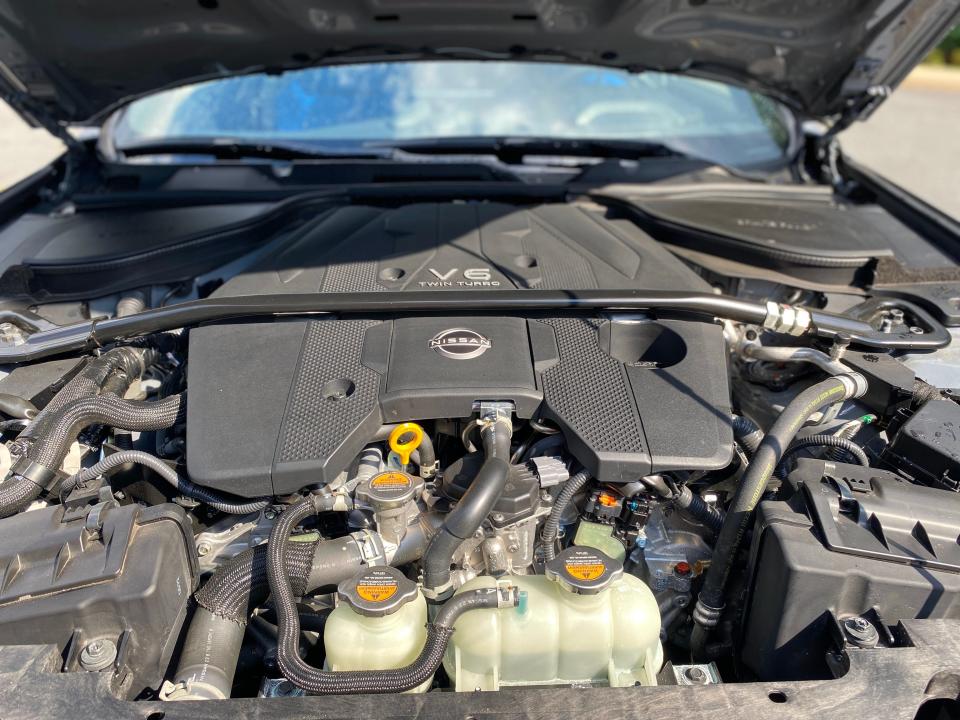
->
[[26, 393, 185, 471], [0, 474, 47, 517], [196, 540, 319, 624], [65, 450, 269, 514], [171, 534, 365, 700], [19, 346, 152, 443], [540, 469, 591, 561]]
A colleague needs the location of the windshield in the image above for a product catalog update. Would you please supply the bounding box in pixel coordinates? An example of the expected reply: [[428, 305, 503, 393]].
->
[[112, 61, 795, 168]]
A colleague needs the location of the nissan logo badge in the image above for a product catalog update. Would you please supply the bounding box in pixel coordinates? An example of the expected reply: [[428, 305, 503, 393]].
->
[[428, 328, 492, 360]]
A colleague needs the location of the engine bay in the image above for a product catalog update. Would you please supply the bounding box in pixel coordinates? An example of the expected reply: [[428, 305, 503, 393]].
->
[[0, 192, 958, 712]]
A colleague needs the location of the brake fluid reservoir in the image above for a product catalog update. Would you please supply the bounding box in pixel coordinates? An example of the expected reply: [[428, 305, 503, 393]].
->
[[324, 566, 431, 693], [443, 547, 663, 691]]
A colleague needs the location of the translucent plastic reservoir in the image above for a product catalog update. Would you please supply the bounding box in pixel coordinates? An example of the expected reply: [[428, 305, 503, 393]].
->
[[324, 578, 431, 693], [443, 572, 663, 691]]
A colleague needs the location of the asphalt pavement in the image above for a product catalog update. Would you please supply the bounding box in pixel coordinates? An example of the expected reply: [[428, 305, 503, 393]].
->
[[1, 71, 958, 219], [842, 84, 960, 220], [0, 100, 63, 191]]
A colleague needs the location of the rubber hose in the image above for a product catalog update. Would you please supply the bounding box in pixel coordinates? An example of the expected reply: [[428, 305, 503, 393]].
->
[[774, 434, 869, 479], [540, 469, 591, 562], [691, 374, 865, 659], [422, 420, 511, 593], [167, 612, 245, 700], [731, 414, 763, 459], [64, 450, 269, 514], [417, 432, 437, 476], [674, 486, 725, 533], [267, 498, 509, 695], [0, 393, 37, 420]]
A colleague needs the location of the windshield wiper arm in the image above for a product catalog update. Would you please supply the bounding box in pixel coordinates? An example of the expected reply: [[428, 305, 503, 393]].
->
[[115, 137, 395, 161], [372, 136, 775, 182], [373, 136, 682, 163]]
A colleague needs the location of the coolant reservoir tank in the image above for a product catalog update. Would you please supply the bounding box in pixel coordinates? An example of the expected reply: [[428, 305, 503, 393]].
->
[[443, 547, 663, 691], [324, 566, 431, 693]]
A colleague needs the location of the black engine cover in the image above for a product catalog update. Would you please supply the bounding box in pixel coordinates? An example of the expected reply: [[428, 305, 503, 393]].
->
[[186, 202, 733, 496]]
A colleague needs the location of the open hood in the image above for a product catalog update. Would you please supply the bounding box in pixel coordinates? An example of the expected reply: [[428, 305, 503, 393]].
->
[[1, 0, 958, 126]]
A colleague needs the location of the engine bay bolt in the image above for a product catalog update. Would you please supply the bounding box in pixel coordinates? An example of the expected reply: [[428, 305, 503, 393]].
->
[[274, 680, 297, 696], [683, 666, 709, 685], [197, 542, 211, 557], [909, 326, 924, 335], [0, 322, 25, 346], [79, 638, 117, 671], [842, 616, 879, 649], [829, 333, 851, 361]]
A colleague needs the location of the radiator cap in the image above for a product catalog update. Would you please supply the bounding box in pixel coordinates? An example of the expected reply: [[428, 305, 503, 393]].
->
[[545, 547, 623, 595], [338, 566, 419, 617]]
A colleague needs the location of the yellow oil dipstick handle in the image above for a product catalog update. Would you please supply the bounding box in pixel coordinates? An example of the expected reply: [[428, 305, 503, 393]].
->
[[388, 422, 424, 466]]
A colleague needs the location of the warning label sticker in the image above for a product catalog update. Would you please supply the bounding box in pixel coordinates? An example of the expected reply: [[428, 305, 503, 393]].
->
[[356, 579, 399, 603], [370, 472, 412, 489], [564, 562, 606, 581]]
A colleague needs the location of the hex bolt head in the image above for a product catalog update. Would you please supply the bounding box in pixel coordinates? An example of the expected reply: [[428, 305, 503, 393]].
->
[[197, 542, 211, 557], [843, 616, 879, 649], [79, 638, 118, 671]]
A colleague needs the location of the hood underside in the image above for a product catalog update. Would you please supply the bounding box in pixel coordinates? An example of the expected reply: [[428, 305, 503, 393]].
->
[[1, 0, 958, 125]]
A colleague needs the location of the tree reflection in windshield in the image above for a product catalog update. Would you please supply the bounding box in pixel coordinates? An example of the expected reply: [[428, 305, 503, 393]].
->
[[115, 61, 793, 167]]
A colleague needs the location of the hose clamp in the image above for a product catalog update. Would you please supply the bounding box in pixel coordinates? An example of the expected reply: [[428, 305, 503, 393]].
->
[[477, 401, 514, 435], [494, 580, 521, 609], [421, 579, 455, 602], [349, 529, 387, 567], [10, 457, 57, 490], [159, 678, 228, 702]]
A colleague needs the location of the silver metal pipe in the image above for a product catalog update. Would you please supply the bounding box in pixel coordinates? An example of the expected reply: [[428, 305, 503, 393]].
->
[[740, 342, 851, 375]]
